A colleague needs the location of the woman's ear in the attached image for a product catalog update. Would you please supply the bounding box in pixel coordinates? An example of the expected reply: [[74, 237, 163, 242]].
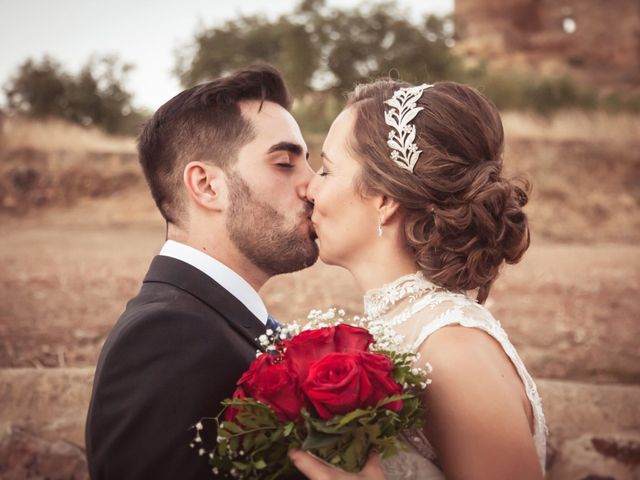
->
[[183, 161, 225, 212], [376, 195, 402, 226]]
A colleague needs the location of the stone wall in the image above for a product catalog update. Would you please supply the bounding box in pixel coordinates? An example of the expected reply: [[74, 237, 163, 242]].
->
[[454, 0, 640, 90], [1, 369, 639, 479]]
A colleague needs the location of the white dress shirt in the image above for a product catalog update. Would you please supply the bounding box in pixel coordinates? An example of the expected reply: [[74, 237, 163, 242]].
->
[[158, 240, 268, 325]]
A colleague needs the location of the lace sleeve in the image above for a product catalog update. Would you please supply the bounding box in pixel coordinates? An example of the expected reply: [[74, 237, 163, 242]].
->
[[404, 298, 548, 472]]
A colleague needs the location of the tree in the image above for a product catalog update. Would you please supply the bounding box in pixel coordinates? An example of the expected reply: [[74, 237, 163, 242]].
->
[[4, 56, 69, 118], [4, 55, 145, 134], [175, 15, 319, 97], [173, 0, 459, 96], [317, 5, 461, 93]]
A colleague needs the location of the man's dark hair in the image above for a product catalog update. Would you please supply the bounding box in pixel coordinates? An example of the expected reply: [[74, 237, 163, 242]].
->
[[137, 64, 291, 226]]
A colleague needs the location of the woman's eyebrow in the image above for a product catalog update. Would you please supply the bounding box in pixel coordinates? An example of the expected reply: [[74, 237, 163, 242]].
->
[[320, 152, 334, 164]]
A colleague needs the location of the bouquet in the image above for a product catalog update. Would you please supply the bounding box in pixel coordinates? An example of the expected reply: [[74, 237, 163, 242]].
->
[[192, 309, 431, 479]]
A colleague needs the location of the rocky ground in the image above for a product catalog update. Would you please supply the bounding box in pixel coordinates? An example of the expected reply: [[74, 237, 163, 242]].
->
[[1, 118, 639, 479]]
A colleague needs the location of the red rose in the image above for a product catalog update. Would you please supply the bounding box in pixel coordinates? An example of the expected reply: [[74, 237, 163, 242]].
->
[[230, 353, 304, 422], [301, 351, 403, 420], [360, 352, 404, 412], [334, 324, 375, 352], [286, 325, 374, 381]]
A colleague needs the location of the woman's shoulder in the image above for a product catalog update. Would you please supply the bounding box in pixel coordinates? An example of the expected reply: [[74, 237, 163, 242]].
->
[[410, 296, 529, 401], [421, 320, 509, 374], [408, 291, 500, 347]]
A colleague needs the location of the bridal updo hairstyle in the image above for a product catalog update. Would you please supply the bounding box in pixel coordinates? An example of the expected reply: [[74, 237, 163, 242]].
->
[[346, 80, 530, 303]]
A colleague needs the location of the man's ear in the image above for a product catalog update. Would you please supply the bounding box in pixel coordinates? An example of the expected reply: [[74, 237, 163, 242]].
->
[[183, 161, 226, 212], [375, 195, 402, 226]]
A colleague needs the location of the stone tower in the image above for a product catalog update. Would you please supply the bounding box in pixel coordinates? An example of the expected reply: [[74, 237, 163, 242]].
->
[[454, 0, 640, 90]]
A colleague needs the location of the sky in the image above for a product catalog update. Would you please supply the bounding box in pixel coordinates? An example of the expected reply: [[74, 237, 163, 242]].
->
[[0, 0, 453, 110]]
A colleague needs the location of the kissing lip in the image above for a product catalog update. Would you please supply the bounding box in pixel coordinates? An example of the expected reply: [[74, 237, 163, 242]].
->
[[306, 213, 318, 239], [308, 219, 318, 240]]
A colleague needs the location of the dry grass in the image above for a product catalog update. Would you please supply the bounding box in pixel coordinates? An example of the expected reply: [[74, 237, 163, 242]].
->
[[2, 111, 639, 243], [0, 116, 136, 154], [502, 110, 640, 142]]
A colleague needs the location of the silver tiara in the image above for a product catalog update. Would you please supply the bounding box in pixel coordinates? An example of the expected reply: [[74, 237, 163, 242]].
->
[[384, 84, 432, 173]]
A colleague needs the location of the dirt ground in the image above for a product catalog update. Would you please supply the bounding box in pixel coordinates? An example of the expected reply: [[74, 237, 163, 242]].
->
[[1, 186, 639, 385]]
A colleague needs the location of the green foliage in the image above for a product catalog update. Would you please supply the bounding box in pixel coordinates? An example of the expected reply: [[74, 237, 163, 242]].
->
[[174, 0, 460, 98], [3, 56, 68, 118], [4, 55, 146, 134], [175, 15, 319, 97], [460, 64, 599, 115]]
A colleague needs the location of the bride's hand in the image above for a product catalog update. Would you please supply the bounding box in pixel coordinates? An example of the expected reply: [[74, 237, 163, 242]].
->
[[288, 450, 385, 480]]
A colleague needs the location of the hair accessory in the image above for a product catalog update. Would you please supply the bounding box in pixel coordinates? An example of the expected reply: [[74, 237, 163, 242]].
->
[[384, 84, 432, 173]]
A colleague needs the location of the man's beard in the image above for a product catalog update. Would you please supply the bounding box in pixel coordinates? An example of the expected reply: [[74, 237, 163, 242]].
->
[[226, 170, 319, 276]]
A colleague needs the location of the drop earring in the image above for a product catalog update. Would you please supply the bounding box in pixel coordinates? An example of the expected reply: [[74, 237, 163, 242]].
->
[[377, 216, 383, 237]]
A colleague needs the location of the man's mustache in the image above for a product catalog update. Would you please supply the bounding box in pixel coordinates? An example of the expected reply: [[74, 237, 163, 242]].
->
[[303, 201, 314, 219]]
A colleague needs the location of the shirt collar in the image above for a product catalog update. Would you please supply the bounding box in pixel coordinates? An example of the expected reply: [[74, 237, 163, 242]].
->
[[159, 240, 268, 325]]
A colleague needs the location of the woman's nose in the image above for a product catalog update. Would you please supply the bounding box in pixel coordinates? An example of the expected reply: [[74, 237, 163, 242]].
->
[[305, 172, 318, 204]]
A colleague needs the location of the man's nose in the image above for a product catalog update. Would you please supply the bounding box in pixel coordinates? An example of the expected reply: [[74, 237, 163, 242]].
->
[[297, 161, 315, 200]]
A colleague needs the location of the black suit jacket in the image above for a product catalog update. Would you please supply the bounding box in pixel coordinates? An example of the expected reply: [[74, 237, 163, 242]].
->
[[85, 255, 268, 479]]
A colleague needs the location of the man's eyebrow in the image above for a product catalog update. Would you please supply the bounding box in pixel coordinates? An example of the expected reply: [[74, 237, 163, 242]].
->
[[320, 152, 334, 164], [267, 142, 309, 160]]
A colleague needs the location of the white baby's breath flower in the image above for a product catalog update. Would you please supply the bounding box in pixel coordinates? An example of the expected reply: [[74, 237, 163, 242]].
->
[[266, 329, 273, 336]]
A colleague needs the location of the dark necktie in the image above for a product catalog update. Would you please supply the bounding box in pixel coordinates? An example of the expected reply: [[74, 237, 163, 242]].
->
[[266, 315, 282, 332]]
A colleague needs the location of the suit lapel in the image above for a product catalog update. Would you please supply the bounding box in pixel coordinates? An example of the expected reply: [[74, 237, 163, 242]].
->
[[143, 255, 266, 351]]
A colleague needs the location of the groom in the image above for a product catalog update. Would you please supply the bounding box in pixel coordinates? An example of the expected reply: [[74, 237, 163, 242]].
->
[[85, 65, 318, 479]]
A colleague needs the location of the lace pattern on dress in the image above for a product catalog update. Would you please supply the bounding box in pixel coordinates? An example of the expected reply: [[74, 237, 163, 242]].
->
[[364, 271, 439, 319], [364, 273, 548, 476]]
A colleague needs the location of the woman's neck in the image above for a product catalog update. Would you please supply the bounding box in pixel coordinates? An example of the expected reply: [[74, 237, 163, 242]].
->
[[348, 244, 419, 293]]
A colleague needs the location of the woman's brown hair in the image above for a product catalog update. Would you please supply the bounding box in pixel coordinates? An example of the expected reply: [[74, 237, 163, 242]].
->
[[346, 80, 530, 303]]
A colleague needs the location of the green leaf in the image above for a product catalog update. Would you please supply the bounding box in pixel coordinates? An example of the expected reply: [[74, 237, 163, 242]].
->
[[231, 460, 249, 471], [242, 432, 255, 451], [336, 408, 373, 428], [283, 422, 295, 437], [221, 421, 243, 434], [302, 430, 343, 450]]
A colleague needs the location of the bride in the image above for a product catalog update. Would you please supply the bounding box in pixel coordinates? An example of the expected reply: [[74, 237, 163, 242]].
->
[[289, 80, 546, 479]]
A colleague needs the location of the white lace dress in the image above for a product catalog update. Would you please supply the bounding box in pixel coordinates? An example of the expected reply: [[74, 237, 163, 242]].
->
[[362, 272, 547, 479]]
